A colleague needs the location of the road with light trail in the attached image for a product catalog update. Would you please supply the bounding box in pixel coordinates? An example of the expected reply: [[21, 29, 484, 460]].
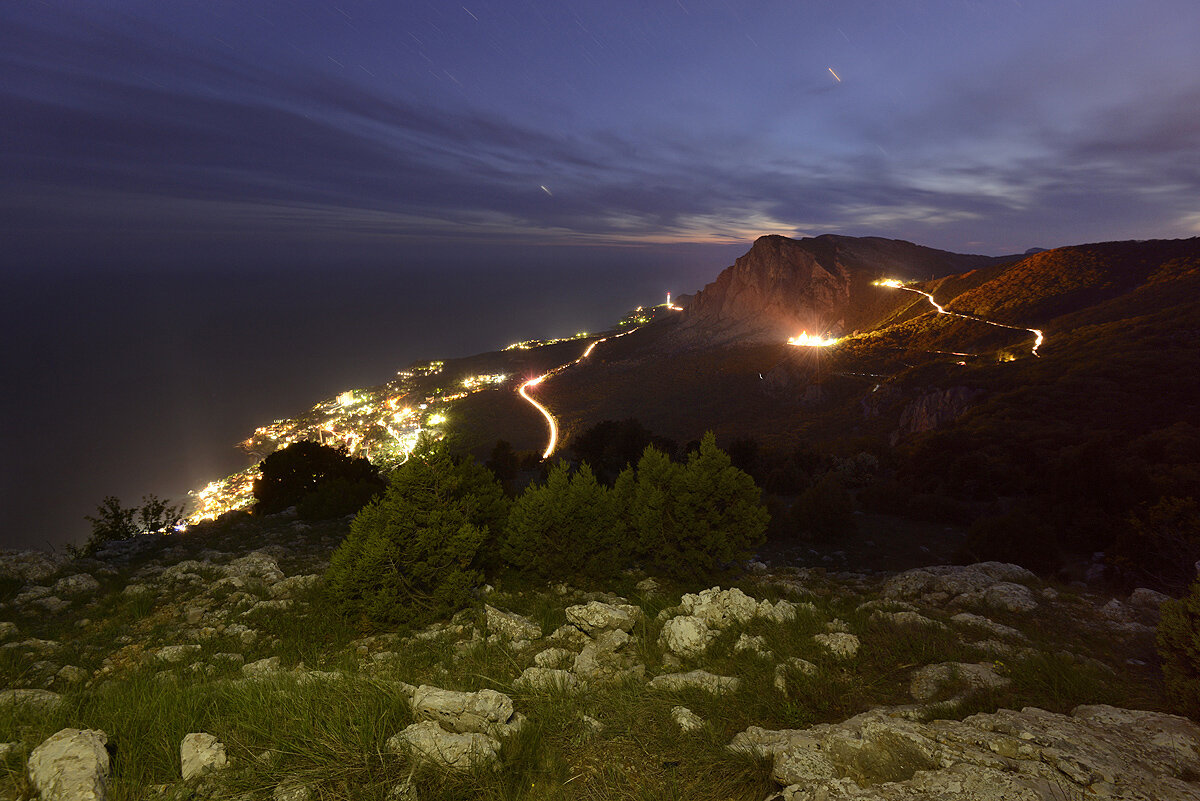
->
[[877, 279, 1044, 356]]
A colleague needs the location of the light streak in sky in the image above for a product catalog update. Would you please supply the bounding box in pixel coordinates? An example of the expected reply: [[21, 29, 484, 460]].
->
[[828, 67, 841, 82], [540, 185, 553, 196], [787, 331, 839, 347], [874, 279, 1045, 356]]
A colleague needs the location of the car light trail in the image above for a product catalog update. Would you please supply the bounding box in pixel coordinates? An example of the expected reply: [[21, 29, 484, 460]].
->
[[518, 375, 558, 459], [875, 279, 1044, 356]]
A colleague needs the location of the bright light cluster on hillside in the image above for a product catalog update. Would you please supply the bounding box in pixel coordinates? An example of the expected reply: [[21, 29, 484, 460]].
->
[[187, 364, 511, 523], [787, 331, 839, 347]]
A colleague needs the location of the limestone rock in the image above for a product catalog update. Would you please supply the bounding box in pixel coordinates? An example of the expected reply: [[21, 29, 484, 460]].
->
[[983, 582, 1038, 613], [533, 647, 574, 668], [243, 656, 282, 677], [950, 612, 1026, 641], [223, 552, 284, 584], [0, 549, 67, 582], [268, 574, 320, 599], [882, 563, 1036, 603], [869, 610, 941, 628], [180, 732, 228, 781], [1130, 587, 1171, 609], [733, 633, 772, 658], [273, 779, 313, 801], [574, 629, 644, 682], [678, 587, 762, 627], [774, 658, 818, 693], [28, 728, 109, 801], [892, 386, 982, 444], [671, 705, 704, 732], [649, 670, 740, 695], [514, 667, 579, 693], [0, 688, 63, 711], [658, 615, 717, 658], [52, 574, 101, 596], [732, 703, 1200, 801], [909, 661, 1011, 702], [387, 720, 499, 771], [155, 644, 202, 664], [411, 685, 521, 736], [0, 621, 17, 640], [813, 632, 860, 659], [565, 601, 642, 634], [484, 605, 542, 641]]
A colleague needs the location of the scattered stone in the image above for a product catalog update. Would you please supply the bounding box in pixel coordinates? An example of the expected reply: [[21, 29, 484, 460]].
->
[[34, 596, 71, 614], [909, 661, 1011, 702], [658, 615, 717, 658], [0, 549, 67, 582], [56, 665, 89, 684], [273, 779, 313, 801], [180, 732, 229, 781], [882, 562, 1036, 603], [388, 720, 500, 771], [869, 610, 941, 628], [52, 574, 101, 596], [155, 644, 202, 664], [813, 632, 859, 659], [635, 577, 660, 596], [484, 605, 542, 641], [565, 600, 642, 634], [649, 670, 740, 695], [574, 629, 644, 682], [533, 647, 574, 668], [224, 623, 258, 645], [581, 715, 604, 734], [223, 552, 284, 583], [0, 621, 18, 640], [950, 612, 1027, 641], [983, 582, 1039, 613], [733, 633, 772, 658], [243, 656, 282, 677], [268, 574, 321, 599], [0, 741, 17, 759], [547, 624, 590, 648], [514, 667, 579, 693], [671, 705, 705, 732], [731, 704, 1200, 801], [27, 728, 109, 801], [0, 689, 63, 711], [1130, 587, 1171, 609], [678, 587, 763, 627], [411, 685, 522, 736], [774, 658, 818, 693]]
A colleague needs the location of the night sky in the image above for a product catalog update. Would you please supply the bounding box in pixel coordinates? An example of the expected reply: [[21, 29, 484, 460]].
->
[[3, 0, 1198, 551]]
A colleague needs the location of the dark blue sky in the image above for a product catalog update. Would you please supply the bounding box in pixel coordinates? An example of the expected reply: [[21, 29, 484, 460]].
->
[[2, 0, 1199, 551], [5, 0, 1199, 263]]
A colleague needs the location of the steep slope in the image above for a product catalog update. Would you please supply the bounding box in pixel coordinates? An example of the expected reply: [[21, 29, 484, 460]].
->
[[675, 234, 1006, 344]]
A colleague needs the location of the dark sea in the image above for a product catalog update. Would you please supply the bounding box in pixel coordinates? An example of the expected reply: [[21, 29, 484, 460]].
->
[[1, 244, 741, 552]]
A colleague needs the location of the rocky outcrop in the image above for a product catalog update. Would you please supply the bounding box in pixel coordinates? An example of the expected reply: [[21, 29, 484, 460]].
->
[[676, 235, 1001, 345], [732, 704, 1200, 801], [890, 386, 982, 445]]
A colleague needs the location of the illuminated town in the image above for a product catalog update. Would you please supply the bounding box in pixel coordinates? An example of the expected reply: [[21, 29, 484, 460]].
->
[[186, 296, 683, 523]]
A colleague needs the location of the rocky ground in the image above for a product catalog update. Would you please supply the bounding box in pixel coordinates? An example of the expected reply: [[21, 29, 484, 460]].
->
[[0, 512, 1193, 800]]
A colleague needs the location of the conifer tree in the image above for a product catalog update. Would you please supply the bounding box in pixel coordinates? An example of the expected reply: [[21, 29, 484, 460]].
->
[[325, 439, 508, 626], [503, 462, 621, 578]]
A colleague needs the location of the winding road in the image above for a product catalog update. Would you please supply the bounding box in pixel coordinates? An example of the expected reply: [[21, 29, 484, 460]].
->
[[877, 279, 1044, 356]]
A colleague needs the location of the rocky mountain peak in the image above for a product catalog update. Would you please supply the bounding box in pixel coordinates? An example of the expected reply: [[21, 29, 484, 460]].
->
[[676, 234, 1005, 344]]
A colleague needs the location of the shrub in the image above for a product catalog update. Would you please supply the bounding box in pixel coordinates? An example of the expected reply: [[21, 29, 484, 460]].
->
[[616, 432, 769, 580], [296, 477, 385, 521], [253, 441, 383, 516], [324, 440, 509, 627], [501, 461, 622, 579], [1157, 581, 1200, 718], [73, 494, 184, 557]]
